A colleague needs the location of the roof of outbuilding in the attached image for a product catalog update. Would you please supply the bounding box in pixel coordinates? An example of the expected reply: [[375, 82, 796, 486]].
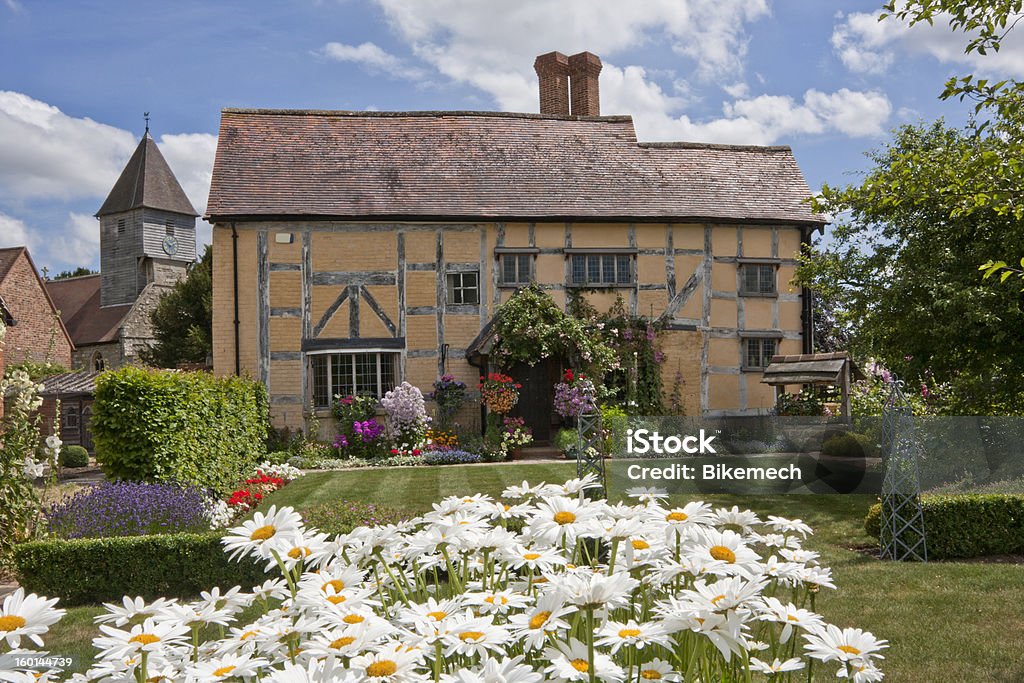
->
[[38, 371, 102, 397], [96, 134, 198, 217], [206, 109, 825, 225]]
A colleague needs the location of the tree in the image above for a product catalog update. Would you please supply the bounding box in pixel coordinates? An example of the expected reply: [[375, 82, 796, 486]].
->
[[49, 267, 98, 280], [799, 121, 1024, 414], [140, 245, 212, 368]]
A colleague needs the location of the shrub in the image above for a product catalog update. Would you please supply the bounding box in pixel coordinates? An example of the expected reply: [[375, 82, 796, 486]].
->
[[264, 450, 292, 465], [422, 449, 482, 465], [13, 533, 268, 606], [300, 500, 414, 535], [46, 481, 218, 539], [59, 445, 89, 468], [821, 431, 880, 458], [864, 494, 1024, 559], [554, 427, 577, 457], [91, 367, 269, 494]]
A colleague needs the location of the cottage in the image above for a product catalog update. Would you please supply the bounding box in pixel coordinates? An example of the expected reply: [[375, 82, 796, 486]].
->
[[0, 247, 74, 370], [206, 51, 825, 439]]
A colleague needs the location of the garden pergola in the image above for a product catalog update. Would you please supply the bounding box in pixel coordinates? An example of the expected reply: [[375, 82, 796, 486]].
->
[[760, 351, 864, 418]]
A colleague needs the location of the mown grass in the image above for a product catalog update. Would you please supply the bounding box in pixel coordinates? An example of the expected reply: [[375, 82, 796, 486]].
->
[[43, 463, 1024, 680]]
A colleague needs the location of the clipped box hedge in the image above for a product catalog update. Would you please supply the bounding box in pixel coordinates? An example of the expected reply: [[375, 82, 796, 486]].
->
[[865, 494, 1024, 559], [91, 367, 268, 494], [13, 533, 268, 606]]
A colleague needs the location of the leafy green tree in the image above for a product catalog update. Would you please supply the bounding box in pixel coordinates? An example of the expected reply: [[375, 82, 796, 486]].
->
[[49, 267, 98, 280], [799, 121, 1024, 414], [140, 245, 212, 368]]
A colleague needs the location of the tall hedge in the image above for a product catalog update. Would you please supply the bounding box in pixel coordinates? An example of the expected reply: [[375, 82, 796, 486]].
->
[[91, 367, 268, 494]]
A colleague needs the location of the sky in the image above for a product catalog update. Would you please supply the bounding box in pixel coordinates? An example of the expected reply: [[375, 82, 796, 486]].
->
[[1, 0, 1020, 275]]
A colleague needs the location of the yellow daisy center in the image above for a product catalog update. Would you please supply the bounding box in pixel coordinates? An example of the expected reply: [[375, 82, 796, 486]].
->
[[710, 594, 726, 605], [618, 628, 642, 638], [529, 611, 551, 629], [322, 579, 345, 592], [213, 666, 235, 677], [0, 615, 27, 631], [838, 645, 862, 656], [459, 631, 485, 642], [287, 546, 310, 559], [366, 660, 398, 677], [327, 595, 347, 605], [631, 539, 650, 550], [249, 525, 276, 541], [641, 671, 663, 680], [128, 633, 160, 646], [666, 511, 688, 522], [330, 636, 357, 648], [553, 511, 577, 525], [787, 615, 800, 622], [427, 611, 448, 621], [343, 614, 365, 624], [240, 630, 259, 640], [523, 552, 541, 560], [571, 659, 589, 673], [709, 545, 737, 563]]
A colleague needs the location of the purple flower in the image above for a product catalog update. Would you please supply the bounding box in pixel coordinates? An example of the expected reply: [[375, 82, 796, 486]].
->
[[333, 434, 349, 449]]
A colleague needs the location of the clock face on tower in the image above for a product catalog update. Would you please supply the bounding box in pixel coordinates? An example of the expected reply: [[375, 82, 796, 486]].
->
[[162, 235, 178, 256]]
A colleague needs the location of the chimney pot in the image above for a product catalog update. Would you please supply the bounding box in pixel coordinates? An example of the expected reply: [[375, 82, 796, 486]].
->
[[534, 51, 570, 116], [568, 51, 602, 117]]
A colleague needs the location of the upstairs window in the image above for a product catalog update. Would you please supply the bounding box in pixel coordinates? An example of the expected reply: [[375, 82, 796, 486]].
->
[[743, 337, 778, 370], [446, 271, 480, 305], [739, 263, 777, 296], [500, 253, 532, 286], [570, 253, 633, 286]]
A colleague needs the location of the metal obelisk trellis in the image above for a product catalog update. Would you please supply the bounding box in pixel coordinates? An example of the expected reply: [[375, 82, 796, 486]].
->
[[575, 412, 606, 498], [879, 378, 928, 561]]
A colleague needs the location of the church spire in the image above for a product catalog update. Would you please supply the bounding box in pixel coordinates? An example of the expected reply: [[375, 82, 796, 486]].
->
[[95, 133, 198, 218]]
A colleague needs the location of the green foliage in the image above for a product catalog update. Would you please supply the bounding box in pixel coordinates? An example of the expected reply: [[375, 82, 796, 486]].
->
[[141, 245, 213, 368], [299, 500, 414, 535], [13, 533, 268, 606], [553, 428, 577, 458], [265, 450, 292, 465], [5, 360, 69, 381], [821, 432, 880, 459], [597, 298, 665, 414], [775, 388, 826, 416], [91, 366, 269, 495], [490, 284, 616, 376], [49, 267, 98, 281], [799, 121, 1024, 415], [59, 445, 89, 468], [865, 494, 1024, 559]]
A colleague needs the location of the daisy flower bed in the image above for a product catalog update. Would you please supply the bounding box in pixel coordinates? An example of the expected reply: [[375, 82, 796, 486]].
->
[[2, 477, 887, 682]]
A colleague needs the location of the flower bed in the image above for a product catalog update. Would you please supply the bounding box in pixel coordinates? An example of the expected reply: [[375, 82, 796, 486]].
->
[[8, 477, 887, 681]]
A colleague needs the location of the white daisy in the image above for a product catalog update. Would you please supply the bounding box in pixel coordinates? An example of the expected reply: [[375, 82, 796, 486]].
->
[[0, 589, 65, 648]]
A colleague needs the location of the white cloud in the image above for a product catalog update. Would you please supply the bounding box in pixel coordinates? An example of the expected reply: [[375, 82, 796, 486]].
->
[[833, 10, 1024, 78], [321, 41, 418, 78], [0, 91, 136, 202], [64, 212, 100, 264], [156, 132, 217, 216], [632, 87, 891, 145], [0, 212, 33, 250], [370, 0, 770, 110]]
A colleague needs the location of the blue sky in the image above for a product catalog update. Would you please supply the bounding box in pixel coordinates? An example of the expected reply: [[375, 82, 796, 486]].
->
[[2, 0, 1020, 274]]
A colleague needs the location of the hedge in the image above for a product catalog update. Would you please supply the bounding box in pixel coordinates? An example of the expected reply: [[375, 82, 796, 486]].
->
[[59, 445, 89, 468], [91, 367, 269, 494], [865, 494, 1024, 559], [13, 533, 268, 606]]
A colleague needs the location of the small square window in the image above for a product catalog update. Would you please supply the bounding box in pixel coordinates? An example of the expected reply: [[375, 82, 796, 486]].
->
[[447, 271, 480, 305], [743, 338, 778, 369], [740, 264, 777, 296], [500, 254, 532, 286]]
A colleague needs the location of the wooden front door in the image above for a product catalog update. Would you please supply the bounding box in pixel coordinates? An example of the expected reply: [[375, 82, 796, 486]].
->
[[509, 359, 562, 443]]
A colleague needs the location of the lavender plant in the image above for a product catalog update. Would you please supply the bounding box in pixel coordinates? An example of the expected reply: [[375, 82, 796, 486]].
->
[[46, 481, 220, 539]]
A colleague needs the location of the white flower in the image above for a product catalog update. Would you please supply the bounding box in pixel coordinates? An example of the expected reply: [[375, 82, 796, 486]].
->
[[94, 596, 179, 627], [804, 625, 888, 667], [93, 617, 190, 660], [222, 505, 303, 561], [595, 619, 671, 653], [21, 457, 45, 479], [750, 657, 804, 675], [544, 638, 624, 682], [0, 589, 65, 648]]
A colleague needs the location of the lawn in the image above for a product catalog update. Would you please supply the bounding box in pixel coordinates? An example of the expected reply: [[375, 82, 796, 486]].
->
[[42, 462, 1024, 681]]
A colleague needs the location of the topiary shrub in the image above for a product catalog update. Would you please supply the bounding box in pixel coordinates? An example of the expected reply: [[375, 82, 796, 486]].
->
[[13, 533, 269, 606], [58, 445, 89, 468], [864, 494, 1024, 559], [90, 367, 268, 495], [821, 431, 880, 458]]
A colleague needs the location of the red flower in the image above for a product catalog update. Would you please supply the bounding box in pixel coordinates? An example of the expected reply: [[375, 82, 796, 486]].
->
[[391, 449, 399, 455], [412, 449, 421, 456]]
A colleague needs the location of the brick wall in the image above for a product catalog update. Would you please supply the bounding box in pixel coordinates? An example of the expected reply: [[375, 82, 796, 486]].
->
[[0, 252, 73, 367]]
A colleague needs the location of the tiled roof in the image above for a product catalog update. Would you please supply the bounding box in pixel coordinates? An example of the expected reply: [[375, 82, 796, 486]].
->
[[38, 371, 102, 397], [46, 275, 129, 346], [96, 134, 198, 217], [206, 110, 825, 225]]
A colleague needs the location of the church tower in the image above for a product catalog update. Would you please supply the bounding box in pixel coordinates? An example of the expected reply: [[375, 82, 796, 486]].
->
[[95, 132, 198, 308]]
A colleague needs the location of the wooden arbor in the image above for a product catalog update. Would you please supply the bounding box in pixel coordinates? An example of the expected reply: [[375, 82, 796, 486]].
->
[[760, 351, 864, 418]]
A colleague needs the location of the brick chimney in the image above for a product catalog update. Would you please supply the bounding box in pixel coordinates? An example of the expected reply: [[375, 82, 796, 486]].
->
[[568, 51, 602, 116], [534, 51, 570, 116]]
